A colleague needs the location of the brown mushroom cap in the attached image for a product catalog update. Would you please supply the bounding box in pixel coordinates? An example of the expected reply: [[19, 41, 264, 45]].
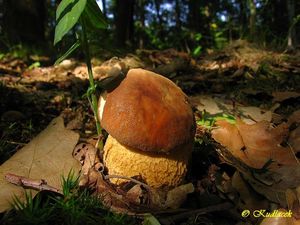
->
[[99, 68, 195, 153]]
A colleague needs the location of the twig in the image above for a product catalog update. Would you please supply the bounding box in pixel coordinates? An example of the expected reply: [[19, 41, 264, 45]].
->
[[0, 65, 20, 75], [104, 174, 151, 190], [157, 202, 233, 225], [5, 173, 63, 194], [5, 141, 26, 146]]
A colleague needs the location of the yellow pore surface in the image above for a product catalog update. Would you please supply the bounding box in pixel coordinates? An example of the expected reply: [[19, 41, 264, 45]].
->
[[103, 135, 192, 189]]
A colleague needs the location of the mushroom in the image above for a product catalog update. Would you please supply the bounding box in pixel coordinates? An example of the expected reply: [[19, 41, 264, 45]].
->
[[98, 68, 195, 189]]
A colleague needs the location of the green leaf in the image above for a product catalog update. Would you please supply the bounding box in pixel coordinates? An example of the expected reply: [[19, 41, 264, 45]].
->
[[54, 0, 87, 45], [143, 214, 161, 225], [197, 112, 236, 129], [195, 33, 202, 41], [28, 61, 41, 69], [193, 46, 202, 56], [81, 0, 108, 30], [54, 40, 80, 65]]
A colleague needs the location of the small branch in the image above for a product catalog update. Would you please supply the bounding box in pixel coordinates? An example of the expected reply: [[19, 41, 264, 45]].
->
[[5, 141, 26, 146], [5, 173, 63, 194], [157, 202, 233, 225], [104, 174, 151, 190], [0, 65, 20, 75]]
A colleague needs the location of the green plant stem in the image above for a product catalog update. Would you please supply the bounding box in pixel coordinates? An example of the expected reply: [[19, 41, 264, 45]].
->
[[80, 19, 103, 149]]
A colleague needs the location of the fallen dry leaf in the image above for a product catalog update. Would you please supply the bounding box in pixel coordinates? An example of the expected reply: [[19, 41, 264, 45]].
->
[[234, 164, 300, 209], [238, 106, 272, 124], [288, 110, 300, 126], [189, 96, 224, 115], [272, 91, 300, 102], [212, 119, 297, 169], [231, 172, 268, 213], [260, 209, 300, 225], [289, 126, 300, 152], [165, 183, 194, 209], [285, 188, 300, 218], [213, 118, 300, 207], [190, 95, 272, 124], [211, 120, 245, 160], [125, 184, 147, 205], [0, 116, 81, 212], [236, 120, 297, 168]]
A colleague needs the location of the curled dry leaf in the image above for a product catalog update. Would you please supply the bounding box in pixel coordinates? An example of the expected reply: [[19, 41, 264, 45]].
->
[[212, 119, 297, 169], [212, 117, 300, 208], [211, 120, 245, 161], [73, 142, 141, 213], [73, 143, 102, 172], [87, 169, 135, 214], [125, 184, 148, 205], [72, 143, 103, 186]]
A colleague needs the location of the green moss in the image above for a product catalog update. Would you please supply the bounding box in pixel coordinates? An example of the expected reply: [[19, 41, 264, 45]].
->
[[0, 172, 138, 225]]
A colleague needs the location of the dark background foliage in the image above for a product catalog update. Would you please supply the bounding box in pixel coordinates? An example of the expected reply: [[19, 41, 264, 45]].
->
[[0, 0, 299, 55]]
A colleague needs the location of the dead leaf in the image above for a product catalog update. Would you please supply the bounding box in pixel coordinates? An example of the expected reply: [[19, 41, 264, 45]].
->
[[259, 209, 300, 225], [211, 120, 245, 161], [0, 116, 80, 212], [212, 119, 297, 169], [239, 106, 272, 124], [190, 95, 272, 124], [240, 165, 300, 207], [288, 110, 300, 126], [231, 172, 268, 213], [165, 183, 194, 209], [189, 95, 223, 115], [125, 184, 147, 205], [240, 88, 266, 96], [73, 143, 102, 175], [272, 91, 300, 102], [236, 120, 297, 168], [213, 119, 300, 208], [286, 188, 300, 218], [289, 126, 300, 152], [66, 108, 84, 130]]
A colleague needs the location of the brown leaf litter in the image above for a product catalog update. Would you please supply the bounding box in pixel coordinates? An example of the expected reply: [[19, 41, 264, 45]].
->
[[0, 116, 80, 212]]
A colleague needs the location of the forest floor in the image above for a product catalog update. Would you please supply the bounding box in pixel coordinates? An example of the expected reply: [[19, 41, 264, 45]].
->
[[0, 40, 300, 225]]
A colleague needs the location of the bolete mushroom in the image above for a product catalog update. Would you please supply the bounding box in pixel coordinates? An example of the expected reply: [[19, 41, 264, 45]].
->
[[98, 68, 195, 189]]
